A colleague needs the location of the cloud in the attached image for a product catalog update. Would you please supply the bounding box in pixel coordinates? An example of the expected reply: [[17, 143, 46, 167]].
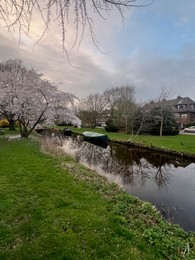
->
[[0, 0, 195, 103]]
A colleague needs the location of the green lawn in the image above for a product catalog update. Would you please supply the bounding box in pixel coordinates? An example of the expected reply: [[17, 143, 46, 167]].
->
[[0, 137, 195, 259], [0, 128, 20, 136], [129, 134, 195, 155], [65, 127, 195, 155]]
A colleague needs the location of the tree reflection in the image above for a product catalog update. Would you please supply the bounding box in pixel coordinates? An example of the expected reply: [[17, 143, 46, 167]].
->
[[62, 136, 194, 190], [153, 165, 171, 189]]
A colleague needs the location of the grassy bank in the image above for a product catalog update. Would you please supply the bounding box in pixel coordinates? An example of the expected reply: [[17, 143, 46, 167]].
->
[[0, 137, 195, 259], [66, 127, 195, 155]]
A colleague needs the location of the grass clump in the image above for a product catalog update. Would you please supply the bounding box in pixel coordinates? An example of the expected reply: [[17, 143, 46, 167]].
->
[[0, 137, 195, 259]]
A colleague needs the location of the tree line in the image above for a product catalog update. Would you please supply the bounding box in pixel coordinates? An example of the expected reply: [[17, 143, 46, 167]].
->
[[75, 86, 179, 136], [0, 59, 178, 138]]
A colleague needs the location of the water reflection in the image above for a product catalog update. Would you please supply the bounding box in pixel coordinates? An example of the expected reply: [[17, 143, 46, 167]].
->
[[62, 136, 195, 231]]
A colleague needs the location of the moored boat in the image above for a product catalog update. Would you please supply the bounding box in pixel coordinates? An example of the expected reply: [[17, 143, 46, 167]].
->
[[83, 131, 108, 142]]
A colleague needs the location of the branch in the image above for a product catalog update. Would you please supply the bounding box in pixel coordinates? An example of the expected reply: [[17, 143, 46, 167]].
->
[[0, 0, 155, 59]]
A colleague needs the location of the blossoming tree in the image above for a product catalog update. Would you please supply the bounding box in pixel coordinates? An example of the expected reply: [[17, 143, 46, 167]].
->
[[0, 59, 80, 138]]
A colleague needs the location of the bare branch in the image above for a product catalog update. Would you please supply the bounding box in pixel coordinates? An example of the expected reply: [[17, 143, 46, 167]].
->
[[0, 0, 154, 55]]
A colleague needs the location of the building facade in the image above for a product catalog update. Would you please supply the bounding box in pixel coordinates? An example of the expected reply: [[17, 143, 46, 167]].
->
[[144, 96, 195, 128]]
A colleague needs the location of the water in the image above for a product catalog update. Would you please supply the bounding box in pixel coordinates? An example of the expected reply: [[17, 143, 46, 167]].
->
[[62, 136, 195, 232]]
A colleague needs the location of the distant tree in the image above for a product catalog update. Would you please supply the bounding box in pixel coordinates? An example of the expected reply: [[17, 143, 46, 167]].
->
[[0, 59, 80, 138], [129, 106, 144, 135], [104, 84, 136, 132], [0, 1, 153, 53], [144, 106, 179, 136], [104, 87, 121, 122], [116, 84, 136, 132], [156, 88, 172, 136], [141, 87, 174, 136], [77, 93, 106, 128]]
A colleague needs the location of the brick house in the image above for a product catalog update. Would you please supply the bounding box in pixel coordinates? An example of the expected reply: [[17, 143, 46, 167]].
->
[[144, 96, 195, 128]]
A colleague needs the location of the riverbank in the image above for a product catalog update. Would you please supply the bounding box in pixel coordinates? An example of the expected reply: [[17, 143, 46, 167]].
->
[[0, 136, 195, 259], [66, 127, 195, 158]]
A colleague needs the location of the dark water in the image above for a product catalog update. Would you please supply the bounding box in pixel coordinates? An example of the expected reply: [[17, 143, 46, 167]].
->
[[62, 136, 195, 232]]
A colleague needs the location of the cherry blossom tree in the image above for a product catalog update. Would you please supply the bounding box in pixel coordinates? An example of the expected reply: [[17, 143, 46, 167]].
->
[[0, 59, 80, 138]]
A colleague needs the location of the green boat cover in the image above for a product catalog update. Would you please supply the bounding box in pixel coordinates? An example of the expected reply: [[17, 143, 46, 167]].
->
[[83, 131, 108, 140]]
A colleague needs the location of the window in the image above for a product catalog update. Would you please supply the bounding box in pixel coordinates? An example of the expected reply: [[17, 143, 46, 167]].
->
[[181, 114, 187, 118]]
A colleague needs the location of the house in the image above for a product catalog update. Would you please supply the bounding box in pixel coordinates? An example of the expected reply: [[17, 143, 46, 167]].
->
[[144, 96, 195, 128]]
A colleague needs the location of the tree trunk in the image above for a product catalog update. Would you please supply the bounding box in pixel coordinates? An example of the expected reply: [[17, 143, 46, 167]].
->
[[125, 116, 128, 133], [21, 127, 29, 138], [19, 122, 29, 138], [160, 116, 163, 136], [9, 119, 16, 130]]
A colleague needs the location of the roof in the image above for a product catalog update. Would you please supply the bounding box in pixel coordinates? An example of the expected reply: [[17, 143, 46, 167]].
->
[[166, 96, 195, 106], [143, 96, 195, 112]]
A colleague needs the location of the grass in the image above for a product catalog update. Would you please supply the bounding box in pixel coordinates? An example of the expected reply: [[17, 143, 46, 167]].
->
[[63, 127, 195, 155], [0, 127, 20, 136], [0, 136, 195, 259], [128, 134, 195, 155]]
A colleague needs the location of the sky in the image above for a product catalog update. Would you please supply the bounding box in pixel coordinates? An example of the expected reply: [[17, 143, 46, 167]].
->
[[0, 0, 195, 102]]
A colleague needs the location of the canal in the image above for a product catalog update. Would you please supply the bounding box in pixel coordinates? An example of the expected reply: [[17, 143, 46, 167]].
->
[[62, 135, 195, 232]]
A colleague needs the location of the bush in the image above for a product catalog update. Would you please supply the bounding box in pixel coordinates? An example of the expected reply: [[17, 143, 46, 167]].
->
[[149, 127, 179, 136], [104, 120, 119, 132], [105, 125, 119, 132], [15, 120, 20, 127], [184, 122, 195, 128], [0, 119, 10, 128]]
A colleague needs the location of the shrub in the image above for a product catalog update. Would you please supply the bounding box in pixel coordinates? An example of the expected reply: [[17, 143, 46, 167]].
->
[[149, 127, 179, 136], [15, 120, 20, 127], [184, 122, 195, 128], [105, 120, 118, 132], [0, 119, 10, 128]]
